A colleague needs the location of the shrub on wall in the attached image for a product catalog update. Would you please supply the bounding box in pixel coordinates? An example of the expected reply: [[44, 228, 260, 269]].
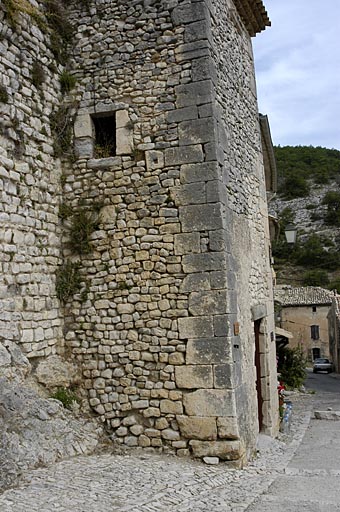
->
[[56, 260, 82, 303], [279, 346, 306, 389]]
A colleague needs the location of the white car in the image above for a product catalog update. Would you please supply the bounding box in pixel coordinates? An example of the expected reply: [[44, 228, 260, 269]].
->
[[313, 358, 333, 374]]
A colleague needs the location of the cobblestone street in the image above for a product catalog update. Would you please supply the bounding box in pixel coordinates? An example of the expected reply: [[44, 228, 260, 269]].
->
[[0, 396, 311, 512]]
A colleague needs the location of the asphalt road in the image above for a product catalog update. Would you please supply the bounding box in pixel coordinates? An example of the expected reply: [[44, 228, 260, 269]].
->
[[305, 367, 340, 393], [248, 369, 340, 511]]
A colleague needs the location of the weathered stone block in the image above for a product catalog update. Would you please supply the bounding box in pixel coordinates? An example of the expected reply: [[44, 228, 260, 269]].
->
[[189, 440, 244, 461], [179, 204, 223, 232], [206, 180, 226, 203], [175, 80, 213, 108], [116, 126, 133, 155], [188, 289, 228, 315], [167, 106, 198, 123], [184, 20, 212, 44], [145, 150, 164, 171], [171, 2, 207, 25], [183, 389, 236, 417], [251, 304, 267, 321], [74, 114, 93, 138], [172, 183, 206, 206], [160, 399, 183, 415], [178, 316, 214, 339], [186, 337, 231, 364], [74, 137, 93, 159], [175, 365, 213, 388], [116, 109, 129, 129], [99, 205, 117, 226], [178, 118, 215, 146], [180, 161, 221, 184], [177, 416, 217, 440], [192, 57, 217, 84], [174, 232, 200, 255], [217, 417, 240, 439], [165, 145, 203, 166], [180, 273, 211, 293], [213, 315, 230, 337], [213, 364, 234, 388]]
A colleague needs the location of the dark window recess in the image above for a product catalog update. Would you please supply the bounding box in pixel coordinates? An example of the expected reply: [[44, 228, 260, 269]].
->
[[312, 347, 320, 360], [312, 305, 317, 312], [311, 325, 320, 340], [92, 114, 116, 157]]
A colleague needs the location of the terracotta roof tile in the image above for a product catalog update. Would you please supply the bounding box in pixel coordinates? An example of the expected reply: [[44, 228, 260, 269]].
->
[[274, 286, 333, 307]]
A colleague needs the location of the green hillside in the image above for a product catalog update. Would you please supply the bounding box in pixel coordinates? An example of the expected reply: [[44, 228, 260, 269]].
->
[[275, 145, 340, 199], [272, 145, 340, 290]]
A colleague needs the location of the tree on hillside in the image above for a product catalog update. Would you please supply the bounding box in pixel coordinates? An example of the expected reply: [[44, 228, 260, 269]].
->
[[322, 191, 340, 226]]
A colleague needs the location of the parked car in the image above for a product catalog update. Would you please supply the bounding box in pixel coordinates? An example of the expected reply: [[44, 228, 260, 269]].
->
[[313, 358, 333, 373]]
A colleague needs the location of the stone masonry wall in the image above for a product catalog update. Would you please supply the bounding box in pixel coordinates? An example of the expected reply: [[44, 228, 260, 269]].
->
[[61, 0, 278, 462], [0, 2, 64, 362], [0, 0, 278, 464]]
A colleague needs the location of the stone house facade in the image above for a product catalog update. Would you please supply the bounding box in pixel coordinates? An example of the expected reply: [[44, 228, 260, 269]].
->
[[0, 0, 278, 465], [275, 286, 333, 362], [328, 294, 340, 373]]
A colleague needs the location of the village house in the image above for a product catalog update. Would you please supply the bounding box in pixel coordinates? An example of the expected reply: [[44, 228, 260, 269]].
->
[[328, 294, 340, 373], [275, 286, 333, 362], [1, 0, 278, 466]]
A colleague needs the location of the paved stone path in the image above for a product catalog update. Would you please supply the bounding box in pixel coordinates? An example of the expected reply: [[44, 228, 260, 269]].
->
[[0, 395, 311, 512]]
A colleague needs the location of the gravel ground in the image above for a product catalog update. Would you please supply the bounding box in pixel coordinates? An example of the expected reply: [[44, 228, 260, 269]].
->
[[0, 393, 313, 512]]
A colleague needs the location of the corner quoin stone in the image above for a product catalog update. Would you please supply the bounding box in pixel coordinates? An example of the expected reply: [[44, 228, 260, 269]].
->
[[176, 416, 217, 440], [189, 439, 245, 461], [186, 337, 231, 364], [175, 365, 213, 389], [183, 389, 236, 417]]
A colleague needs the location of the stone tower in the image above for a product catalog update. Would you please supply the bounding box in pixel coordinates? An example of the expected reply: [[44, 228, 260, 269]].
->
[[0, 0, 278, 465]]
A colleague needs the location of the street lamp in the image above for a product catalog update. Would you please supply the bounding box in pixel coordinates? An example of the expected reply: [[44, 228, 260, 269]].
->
[[284, 224, 297, 244]]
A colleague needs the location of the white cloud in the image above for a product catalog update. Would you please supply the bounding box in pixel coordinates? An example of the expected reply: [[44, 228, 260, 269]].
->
[[253, 0, 340, 149]]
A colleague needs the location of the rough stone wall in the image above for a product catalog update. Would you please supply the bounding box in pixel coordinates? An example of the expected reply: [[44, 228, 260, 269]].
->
[[0, 0, 278, 464], [0, 3, 64, 361], [61, 0, 278, 462]]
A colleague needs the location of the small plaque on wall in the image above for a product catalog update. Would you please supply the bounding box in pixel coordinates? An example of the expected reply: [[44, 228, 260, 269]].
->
[[233, 322, 240, 336]]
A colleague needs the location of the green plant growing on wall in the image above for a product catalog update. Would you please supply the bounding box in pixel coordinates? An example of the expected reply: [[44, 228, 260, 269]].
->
[[50, 105, 73, 158], [3, 0, 45, 30], [45, 0, 73, 64], [68, 210, 98, 255], [56, 260, 82, 303], [31, 61, 45, 89], [60, 71, 77, 94], [51, 387, 79, 410], [58, 202, 73, 221], [0, 85, 9, 103]]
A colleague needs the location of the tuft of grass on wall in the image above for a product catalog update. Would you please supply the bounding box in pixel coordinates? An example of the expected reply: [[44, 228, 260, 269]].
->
[[0, 85, 9, 103], [51, 387, 79, 410], [55, 260, 82, 303], [3, 0, 45, 30], [31, 61, 45, 89], [59, 71, 76, 94], [67, 210, 98, 255]]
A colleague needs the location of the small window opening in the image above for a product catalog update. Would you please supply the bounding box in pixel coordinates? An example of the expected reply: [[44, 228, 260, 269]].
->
[[311, 325, 320, 340], [312, 305, 317, 312], [92, 114, 116, 158]]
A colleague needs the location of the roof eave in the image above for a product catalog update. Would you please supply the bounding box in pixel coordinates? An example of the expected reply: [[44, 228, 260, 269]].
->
[[233, 0, 271, 36]]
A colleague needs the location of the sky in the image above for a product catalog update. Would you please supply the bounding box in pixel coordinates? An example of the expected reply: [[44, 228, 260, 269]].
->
[[253, 0, 340, 150]]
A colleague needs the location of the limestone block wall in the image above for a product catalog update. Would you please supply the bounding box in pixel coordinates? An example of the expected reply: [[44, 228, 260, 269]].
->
[[0, 0, 278, 463], [0, 3, 64, 361], [58, 0, 279, 462]]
